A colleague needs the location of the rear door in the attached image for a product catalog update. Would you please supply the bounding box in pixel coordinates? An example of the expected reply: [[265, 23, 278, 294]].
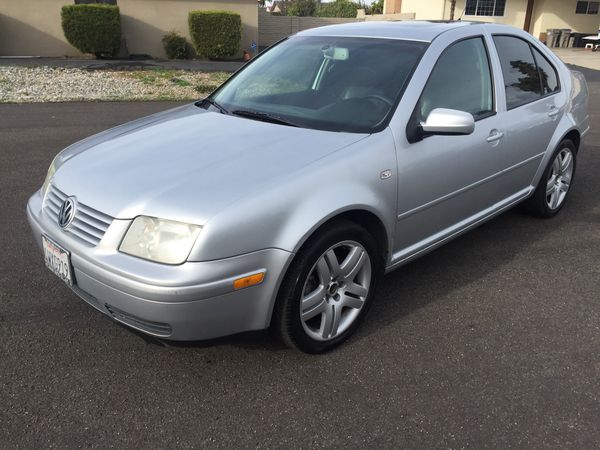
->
[[488, 34, 565, 191]]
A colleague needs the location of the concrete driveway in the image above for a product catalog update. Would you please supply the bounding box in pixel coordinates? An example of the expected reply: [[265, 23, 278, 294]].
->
[[554, 48, 600, 72], [1, 68, 599, 448]]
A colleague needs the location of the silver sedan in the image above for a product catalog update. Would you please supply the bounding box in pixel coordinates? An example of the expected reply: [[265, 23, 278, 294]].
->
[[27, 21, 590, 353]]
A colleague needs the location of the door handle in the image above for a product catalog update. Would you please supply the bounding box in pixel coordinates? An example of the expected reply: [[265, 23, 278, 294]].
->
[[486, 130, 504, 143], [548, 107, 560, 117]]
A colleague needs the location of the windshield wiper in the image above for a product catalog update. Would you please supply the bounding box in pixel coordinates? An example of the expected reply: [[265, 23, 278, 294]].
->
[[231, 109, 299, 127], [197, 98, 229, 115]]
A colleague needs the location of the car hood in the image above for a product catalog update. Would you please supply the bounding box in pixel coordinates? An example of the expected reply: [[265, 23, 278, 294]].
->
[[52, 104, 366, 223]]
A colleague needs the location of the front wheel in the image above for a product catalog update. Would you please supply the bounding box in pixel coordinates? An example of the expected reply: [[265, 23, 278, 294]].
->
[[524, 139, 577, 218], [273, 221, 382, 353]]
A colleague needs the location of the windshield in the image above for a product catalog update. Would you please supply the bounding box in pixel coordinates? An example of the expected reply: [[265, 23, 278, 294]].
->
[[209, 36, 427, 133]]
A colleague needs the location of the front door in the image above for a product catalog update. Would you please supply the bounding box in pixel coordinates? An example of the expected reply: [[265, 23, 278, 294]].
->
[[393, 36, 510, 261]]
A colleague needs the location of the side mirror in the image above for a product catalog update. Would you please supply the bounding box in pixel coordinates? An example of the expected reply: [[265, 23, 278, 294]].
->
[[421, 108, 475, 136]]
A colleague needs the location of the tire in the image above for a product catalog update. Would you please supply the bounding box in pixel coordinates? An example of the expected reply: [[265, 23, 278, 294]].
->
[[523, 139, 577, 218], [273, 220, 382, 353]]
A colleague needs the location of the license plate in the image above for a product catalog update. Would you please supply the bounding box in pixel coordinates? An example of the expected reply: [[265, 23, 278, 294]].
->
[[42, 235, 73, 286]]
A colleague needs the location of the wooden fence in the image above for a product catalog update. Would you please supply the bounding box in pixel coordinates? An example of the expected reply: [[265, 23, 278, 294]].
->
[[258, 9, 361, 47], [258, 9, 416, 48]]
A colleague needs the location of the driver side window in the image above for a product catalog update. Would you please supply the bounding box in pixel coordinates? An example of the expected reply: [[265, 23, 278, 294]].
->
[[416, 37, 494, 124]]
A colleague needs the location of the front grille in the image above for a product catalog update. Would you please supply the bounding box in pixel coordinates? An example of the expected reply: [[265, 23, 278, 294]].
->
[[105, 304, 173, 337], [44, 184, 113, 247]]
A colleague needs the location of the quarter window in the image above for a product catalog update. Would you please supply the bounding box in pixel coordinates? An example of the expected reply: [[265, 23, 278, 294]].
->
[[465, 0, 506, 16], [575, 1, 599, 14], [532, 47, 560, 95], [493, 36, 542, 109], [416, 37, 494, 123]]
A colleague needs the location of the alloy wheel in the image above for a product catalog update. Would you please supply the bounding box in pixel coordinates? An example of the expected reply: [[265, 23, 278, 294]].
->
[[299, 240, 371, 341], [546, 148, 574, 210]]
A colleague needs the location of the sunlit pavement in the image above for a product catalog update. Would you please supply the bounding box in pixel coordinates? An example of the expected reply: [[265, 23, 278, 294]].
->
[[553, 47, 600, 71]]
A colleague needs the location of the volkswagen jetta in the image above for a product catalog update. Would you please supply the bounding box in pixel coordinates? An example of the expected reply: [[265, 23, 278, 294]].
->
[[27, 21, 590, 353]]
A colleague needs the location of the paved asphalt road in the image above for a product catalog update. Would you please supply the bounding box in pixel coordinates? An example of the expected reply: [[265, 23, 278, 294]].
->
[[1, 68, 599, 448]]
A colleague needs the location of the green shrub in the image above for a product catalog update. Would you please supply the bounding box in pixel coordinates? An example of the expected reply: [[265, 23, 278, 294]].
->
[[188, 10, 241, 60], [162, 31, 189, 59], [61, 4, 121, 58], [317, 0, 361, 18], [287, 0, 319, 17], [368, 0, 384, 14]]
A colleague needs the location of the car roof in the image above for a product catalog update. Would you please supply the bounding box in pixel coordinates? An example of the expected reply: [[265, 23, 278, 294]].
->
[[298, 20, 493, 42]]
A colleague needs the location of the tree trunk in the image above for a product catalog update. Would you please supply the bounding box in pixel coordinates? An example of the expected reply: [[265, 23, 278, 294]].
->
[[449, 0, 456, 20]]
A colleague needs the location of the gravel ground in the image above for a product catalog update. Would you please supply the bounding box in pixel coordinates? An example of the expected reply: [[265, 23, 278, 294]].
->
[[0, 66, 230, 103]]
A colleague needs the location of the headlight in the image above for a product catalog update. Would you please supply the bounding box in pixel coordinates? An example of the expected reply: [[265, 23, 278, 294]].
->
[[42, 159, 57, 198], [119, 216, 202, 265]]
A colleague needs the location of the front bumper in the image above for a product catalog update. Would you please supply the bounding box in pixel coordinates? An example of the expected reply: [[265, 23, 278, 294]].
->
[[27, 191, 293, 340]]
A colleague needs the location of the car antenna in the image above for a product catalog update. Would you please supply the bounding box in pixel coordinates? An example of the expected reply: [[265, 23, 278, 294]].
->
[[457, 8, 465, 21]]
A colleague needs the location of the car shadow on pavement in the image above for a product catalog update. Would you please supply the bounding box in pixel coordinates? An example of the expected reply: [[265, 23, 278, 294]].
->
[[119, 322, 285, 351], [567, 64, 600, 83], [159, 216, 583, 352], [360, 209, 550, 338], [145, 154, 599, 353], [355, 143, 600, 343], [124, 211, 535, 353], [113, 140, 600, 353]]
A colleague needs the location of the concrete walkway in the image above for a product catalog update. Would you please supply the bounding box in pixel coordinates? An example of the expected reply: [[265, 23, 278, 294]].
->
[[0, 57, 244, 72], [553, 48, 600, 72]]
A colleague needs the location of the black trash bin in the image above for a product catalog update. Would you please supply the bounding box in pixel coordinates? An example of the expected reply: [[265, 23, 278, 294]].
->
[[546, 29, 561, 47]]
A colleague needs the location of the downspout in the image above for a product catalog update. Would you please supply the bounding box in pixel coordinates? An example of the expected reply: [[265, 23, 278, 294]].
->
[[449, 0, 456, 20]]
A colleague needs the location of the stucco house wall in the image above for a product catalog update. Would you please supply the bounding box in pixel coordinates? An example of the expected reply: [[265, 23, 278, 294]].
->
[[448, 0, 529, 26], [399, 0, 447, 20], [397, 0, 599, 38], [0, 0, 258, 58], [529, 0, 600, 38], [399, 0, 528, 25], [0, 0, 80, 57]]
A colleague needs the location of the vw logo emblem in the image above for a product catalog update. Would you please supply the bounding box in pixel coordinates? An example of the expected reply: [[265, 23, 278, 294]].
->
[[58, 197, 77, 229]]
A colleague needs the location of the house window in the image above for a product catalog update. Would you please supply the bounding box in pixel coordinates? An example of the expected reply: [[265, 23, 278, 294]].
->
[[576, 1, 599, 14], [464, 0, 506, 16]]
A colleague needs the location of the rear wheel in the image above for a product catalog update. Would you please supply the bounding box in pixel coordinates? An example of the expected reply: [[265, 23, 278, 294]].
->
[[273, 221, 382, 353], [524, 139, 576, 218]]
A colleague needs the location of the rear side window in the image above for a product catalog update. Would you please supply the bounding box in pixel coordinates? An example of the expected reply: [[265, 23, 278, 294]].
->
[[532, 47, 560, 95], [416, 37, 494, 123], [493, 35, 541, 109]]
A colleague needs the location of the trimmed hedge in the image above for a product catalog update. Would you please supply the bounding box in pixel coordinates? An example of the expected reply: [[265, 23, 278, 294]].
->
[[162, 31, 189, 59], [188, 10, 241, 60], [287, 0, 319, 17], [317, 0, 361, 18], [61, 4, 121, 58]]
